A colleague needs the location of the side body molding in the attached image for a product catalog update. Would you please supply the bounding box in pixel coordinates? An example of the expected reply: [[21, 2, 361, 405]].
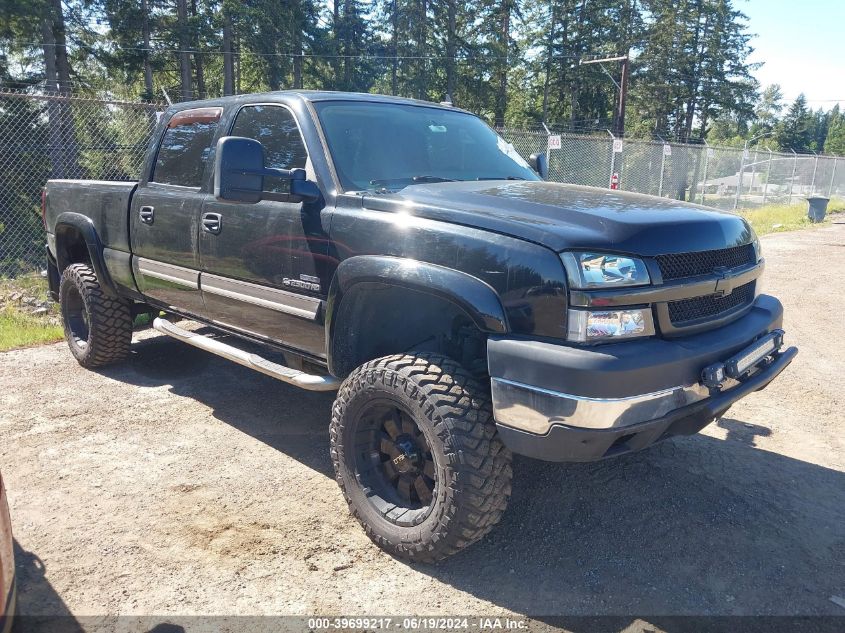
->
[[53, 212, 118, 296], [325, 255, 509, 375]]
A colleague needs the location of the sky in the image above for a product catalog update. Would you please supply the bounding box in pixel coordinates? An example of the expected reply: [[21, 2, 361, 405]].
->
[[743, 0, 845, 110]]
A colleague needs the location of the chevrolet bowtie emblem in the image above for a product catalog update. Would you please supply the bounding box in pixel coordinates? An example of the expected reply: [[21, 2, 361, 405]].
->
[[712, 266, 734, 296]]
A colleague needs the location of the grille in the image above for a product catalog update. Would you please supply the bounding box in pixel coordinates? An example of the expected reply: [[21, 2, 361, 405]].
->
[[668, 281, 756, 325], [656, 244, 756, 281]]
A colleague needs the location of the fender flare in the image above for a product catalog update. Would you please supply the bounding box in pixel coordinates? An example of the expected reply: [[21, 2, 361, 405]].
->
[[325, 255, 509, 375], [53, 212, 118, 297]]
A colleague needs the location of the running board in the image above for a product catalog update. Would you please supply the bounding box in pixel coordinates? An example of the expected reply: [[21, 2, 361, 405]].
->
[[152, 318, 339, 392]]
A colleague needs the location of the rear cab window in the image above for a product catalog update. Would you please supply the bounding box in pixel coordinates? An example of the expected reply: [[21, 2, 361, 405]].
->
[[151, 107, 223, 187]]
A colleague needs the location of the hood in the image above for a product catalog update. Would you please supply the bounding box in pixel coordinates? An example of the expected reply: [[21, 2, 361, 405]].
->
[[362, 181, 754, 256]]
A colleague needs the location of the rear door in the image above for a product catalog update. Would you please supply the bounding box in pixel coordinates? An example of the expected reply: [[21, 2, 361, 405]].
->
[[130, 107, 222, 315], [198, 103, 328, 357]]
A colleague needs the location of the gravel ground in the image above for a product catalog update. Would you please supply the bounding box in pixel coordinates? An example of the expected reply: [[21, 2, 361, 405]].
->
[[1, 222, 844, 628]]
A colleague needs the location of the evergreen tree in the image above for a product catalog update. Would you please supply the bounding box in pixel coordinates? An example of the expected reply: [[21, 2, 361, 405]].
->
[[774, 94, 813, 153], [824, 106, 845, 156]]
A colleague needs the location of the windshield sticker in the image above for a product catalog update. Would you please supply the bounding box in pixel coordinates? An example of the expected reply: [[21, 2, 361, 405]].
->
[[428, 124, 447, 133], [497, 136, 530, 168]]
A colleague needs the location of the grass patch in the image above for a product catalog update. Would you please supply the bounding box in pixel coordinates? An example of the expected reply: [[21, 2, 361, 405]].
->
[[739, 198, 845, 236], [0, 307, 63, 351], [0, 274, 51, 301], [0, 273, 63, 351]]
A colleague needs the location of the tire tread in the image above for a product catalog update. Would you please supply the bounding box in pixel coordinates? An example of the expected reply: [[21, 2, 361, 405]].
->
[[330, 353, 512, 563], [60, 263, 132, 367]]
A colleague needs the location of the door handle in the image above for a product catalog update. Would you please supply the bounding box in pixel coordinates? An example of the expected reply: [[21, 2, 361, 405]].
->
[[139, 205, 155, 225], [202, 212, 222, 235]]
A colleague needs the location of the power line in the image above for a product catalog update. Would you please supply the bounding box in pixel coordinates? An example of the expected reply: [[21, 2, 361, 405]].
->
[[12, 40, 586, 62]]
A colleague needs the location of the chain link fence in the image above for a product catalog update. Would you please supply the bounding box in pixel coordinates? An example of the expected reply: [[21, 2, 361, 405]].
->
[[0, 89, 160, 277], [1, 89, 843, 278], [499, 128, 845, 212]]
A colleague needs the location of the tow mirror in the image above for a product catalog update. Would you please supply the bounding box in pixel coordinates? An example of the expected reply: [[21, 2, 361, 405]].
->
[[528, 152, 549, 179], [213, 136, 321, 204]]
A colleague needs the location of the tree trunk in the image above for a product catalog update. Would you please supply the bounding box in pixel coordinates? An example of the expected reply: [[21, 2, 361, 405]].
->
[[43, 2, 79, 178], [293, 34, 303, 89], [445, 0, 456, 102], [41, 17, 63, 178], [264, 30, 283, 91], [681, 0, 705, 142], [141, 0, 154, 100], [41, 17, 59, 93], [235, 29, 241, 93], [417, 0, 427, 100], [222, 10, 234, 95], [541, 2, 557, 124], [176, 0, 192, 100], [190, 0, 206, 98], [50, 0, 71, 94], [333, 0, 342, 89], [292, 3, 303, 89], [391, 0, 398, 95], [569, 0, 589, 127], [494, 1, 511, 128]]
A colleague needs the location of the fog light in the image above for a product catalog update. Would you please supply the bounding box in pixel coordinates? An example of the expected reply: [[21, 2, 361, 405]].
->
[[567, 308, 655, 343], [702, 363, 726, 389]]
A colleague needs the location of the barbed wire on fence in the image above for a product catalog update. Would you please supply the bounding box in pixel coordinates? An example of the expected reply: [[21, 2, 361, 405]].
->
[[1, 89, 843, 277]]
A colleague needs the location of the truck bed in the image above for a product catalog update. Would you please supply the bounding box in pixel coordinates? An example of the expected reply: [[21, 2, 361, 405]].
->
[[44, 180, 138, 253]]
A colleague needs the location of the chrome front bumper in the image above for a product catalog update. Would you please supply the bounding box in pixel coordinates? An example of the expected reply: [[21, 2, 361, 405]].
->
[[491, 378, 709, 435], [487, 295, 796, 462]]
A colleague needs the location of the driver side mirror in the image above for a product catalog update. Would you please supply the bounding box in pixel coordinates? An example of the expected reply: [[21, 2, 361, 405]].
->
[[529, 152, 549, 180], [213, 136, 321, 204]]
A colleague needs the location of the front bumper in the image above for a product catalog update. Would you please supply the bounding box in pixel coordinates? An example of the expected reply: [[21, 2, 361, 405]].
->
[[489, 294, 797, 462]]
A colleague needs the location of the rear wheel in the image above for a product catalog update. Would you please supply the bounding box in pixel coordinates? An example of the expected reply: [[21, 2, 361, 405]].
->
[[330, 353, 512, 562], [59, 263, 132, 367]]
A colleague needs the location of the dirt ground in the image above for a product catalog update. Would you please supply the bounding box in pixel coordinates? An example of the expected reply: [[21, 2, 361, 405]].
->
[[1, 222, 844, 629]]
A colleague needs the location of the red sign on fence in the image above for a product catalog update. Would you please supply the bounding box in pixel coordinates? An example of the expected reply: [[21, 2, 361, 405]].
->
[[610, 173, 620, 190]]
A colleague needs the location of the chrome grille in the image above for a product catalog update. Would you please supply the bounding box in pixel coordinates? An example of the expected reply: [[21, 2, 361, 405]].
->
[[656, 244, 756, 281], [668, 281, 756, 325]]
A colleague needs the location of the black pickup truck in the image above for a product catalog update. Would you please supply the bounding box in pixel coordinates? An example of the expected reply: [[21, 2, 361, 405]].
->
[[43, 91, 796, 562]]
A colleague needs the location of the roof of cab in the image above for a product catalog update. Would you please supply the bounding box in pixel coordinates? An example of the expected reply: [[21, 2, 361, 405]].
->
[[165, 90, 469, 115]]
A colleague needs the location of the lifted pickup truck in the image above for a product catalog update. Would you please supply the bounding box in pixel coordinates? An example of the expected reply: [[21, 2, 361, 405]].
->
[[43, 91, 796, 562]]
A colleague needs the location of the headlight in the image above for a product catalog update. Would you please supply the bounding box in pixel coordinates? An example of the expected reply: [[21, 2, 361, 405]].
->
[[567, 308, 655, 343], [561, 252, 650, 288]]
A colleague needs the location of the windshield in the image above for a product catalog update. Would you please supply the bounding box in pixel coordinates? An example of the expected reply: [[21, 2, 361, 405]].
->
[[313, 101, 540, 192]]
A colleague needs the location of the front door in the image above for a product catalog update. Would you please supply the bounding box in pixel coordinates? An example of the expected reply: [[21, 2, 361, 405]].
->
[[130, 107, 222, 316], [199, 103, 328, 357]]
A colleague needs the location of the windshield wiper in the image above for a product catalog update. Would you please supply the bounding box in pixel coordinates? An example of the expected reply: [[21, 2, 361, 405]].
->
[[476, 176, 527, 181], [368, 175, 462, 193], [411, 175, 460, 184]]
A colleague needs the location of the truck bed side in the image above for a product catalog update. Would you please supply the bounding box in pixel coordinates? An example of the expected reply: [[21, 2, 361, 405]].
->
[[45, 179, 137, 251], [44, 179, 139, 298]]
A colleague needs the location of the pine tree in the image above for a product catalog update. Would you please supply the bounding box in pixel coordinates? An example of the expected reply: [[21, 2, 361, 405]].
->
[[824, 106, 845, 156], [774, 94, 813, 153]]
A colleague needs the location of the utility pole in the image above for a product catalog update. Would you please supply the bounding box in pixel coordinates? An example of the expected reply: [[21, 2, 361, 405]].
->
[[580, 55, 629, 138], [615, 57, 629, 137]]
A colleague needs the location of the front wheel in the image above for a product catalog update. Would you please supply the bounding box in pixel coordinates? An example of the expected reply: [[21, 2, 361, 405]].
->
[[330, 353, 512, 562], [59, 263, 133, 368]]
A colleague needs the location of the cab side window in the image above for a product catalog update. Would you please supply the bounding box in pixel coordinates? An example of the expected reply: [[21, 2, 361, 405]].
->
[[230, 105, 308, 193], [152, 107, 222, 187]]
